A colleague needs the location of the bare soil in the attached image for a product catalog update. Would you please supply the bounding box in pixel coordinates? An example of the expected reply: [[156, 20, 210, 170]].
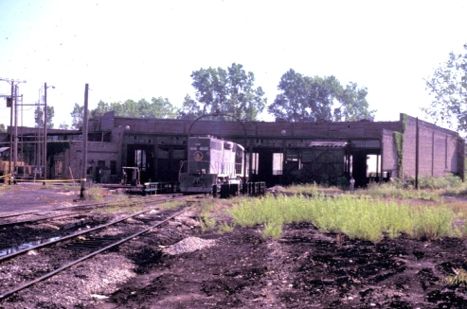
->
[[0, 210, 465, 308], [0, 186, 465, 308]]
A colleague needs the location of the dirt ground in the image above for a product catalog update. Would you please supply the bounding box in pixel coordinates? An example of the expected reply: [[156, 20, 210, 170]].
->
[[0, 185, 466, 308], [0, 201, 465, 308]]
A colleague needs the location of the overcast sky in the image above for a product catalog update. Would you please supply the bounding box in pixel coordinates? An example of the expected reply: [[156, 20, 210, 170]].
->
[[1, 0, 466, 128]]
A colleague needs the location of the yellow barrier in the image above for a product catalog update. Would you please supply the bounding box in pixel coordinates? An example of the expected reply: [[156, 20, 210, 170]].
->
[[30, 179, 81, 184], [0, 174, 11, 180]]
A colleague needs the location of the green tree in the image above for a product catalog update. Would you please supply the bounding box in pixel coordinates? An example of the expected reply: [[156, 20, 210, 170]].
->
[[179, 63, 266, 120], [178, 95, 201, 120], [91, 97, 176, 119], [34, 105, 54, 128], [425, 44, 467, 132], [268, 69, 374, 122], [70, 103, 84, 129], [58, 123, 70, 129]]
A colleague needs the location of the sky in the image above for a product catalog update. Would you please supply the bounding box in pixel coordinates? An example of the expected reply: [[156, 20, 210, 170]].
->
[[0, 0, 466, 129]]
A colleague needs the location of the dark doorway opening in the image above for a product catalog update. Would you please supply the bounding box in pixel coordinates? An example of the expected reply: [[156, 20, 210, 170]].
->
[[127, 144, 155, 183], [156, 145, 186, 182]]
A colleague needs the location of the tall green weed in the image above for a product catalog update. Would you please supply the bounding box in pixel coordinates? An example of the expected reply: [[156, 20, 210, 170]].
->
[[229, 195, 460, 242]]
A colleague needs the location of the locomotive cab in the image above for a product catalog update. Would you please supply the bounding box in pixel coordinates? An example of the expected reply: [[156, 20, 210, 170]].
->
[[179, 136, 245, 194]]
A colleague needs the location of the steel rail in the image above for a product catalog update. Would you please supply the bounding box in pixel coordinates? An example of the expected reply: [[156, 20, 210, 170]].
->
[[0, 207, 186, 300], [0, 196, 184, 262], [0, 195, 178, 227], [0, 211, 37, 220], [0, 213, 80, 228]]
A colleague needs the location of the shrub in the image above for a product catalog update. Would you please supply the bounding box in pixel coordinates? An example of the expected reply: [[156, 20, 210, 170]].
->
[[418, 175, 463, 190]]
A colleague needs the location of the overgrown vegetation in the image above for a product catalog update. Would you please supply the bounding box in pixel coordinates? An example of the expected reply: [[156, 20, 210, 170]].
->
[[284, 175, 467, 201], [160, 200, 185, 209], [282, 183, 321, 195], [229, 195, 463, 242], [92, 196, 143, 214], [86, 186, 107, 201], [199, 200, 217, 231], [444, 269, 467, 287], [364, 182, 440, 201], [418, 175, 463, 190], [393, 131, 404, 177]]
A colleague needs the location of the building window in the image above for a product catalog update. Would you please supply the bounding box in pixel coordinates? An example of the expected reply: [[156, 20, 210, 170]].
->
[[272, 153, 284, 175]]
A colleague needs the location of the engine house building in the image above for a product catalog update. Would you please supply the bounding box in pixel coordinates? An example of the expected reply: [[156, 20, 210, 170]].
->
[[1, 112, 465, 187]]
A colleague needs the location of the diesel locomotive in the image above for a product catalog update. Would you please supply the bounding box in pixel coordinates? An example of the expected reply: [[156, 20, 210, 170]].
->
[[179, 136, 246, 194]]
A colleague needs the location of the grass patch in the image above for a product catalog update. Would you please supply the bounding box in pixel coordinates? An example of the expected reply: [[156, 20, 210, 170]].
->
[[363, 182, 440, 201], [444, 269, 467, 287], [199, 200, 218, 231], [284, 183, 321, 195], [262, 221, 283, 239], [160, 200, 186, 209], [229, 195, 461, 242], [418, 175, 463, 190], [284, 183, 342, 196], [86, 186, 106, 201], [91, 195, 142, 214], [218, 222, 234, 234]]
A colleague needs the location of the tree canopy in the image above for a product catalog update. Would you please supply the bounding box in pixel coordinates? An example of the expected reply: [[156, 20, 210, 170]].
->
[[91, 97, 177, 119], [178, 63, 266, 121], [34, 105, 54, 128], [69, 97, 176, 129], [70, 103, 84, 129], [268, 69, 374, 122], [425, 44, 467, 133]]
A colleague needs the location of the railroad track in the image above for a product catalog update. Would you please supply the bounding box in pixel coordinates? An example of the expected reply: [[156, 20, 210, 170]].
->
[[0, 196, 190, 300], [0, 194, 182, 228]]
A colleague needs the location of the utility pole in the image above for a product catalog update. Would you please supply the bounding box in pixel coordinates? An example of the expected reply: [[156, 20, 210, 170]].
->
[[13, 84, 18, 179], [80, 83, 89, 199], [8, 81, 14, 184], [43, 82, 48, 180]]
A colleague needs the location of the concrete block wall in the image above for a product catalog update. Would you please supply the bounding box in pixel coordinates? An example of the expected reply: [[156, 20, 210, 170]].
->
[[110, 113, 402, 140], [402, 115, 463, 179], [381, 129, 398, 177], [67, 140, 120, 180]]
